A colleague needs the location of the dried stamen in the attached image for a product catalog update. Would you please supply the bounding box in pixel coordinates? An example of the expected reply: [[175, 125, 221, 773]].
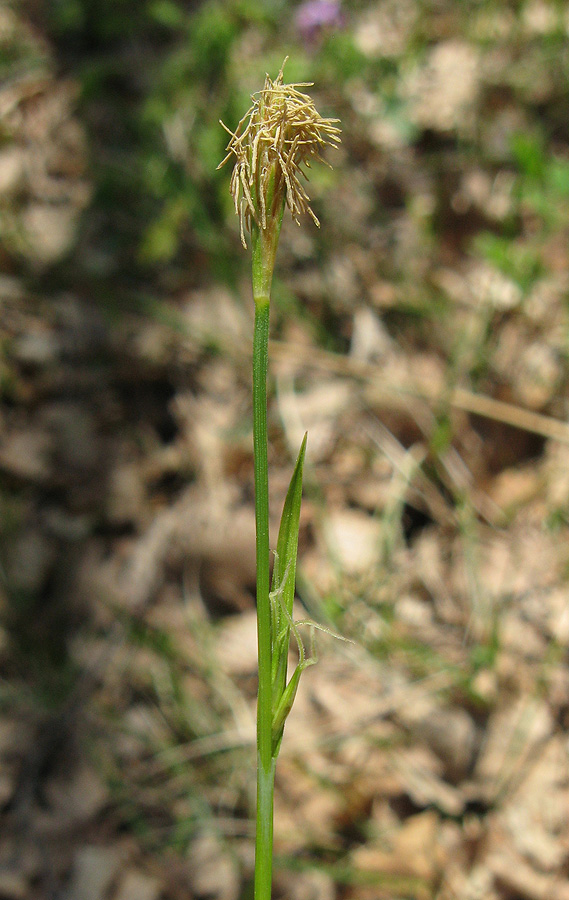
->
[[218, 60, 340, 247]]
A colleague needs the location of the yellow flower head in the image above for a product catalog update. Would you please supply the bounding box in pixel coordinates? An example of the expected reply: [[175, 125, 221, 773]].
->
[[218, 59, 341, 248]]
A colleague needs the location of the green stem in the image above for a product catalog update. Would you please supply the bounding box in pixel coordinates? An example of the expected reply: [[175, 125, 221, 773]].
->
[[255, 755, 276, 900], [252, 298, 274, 900]]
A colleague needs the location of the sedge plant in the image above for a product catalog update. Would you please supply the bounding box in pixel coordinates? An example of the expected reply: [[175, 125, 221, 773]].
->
[[218, 62, 340, 899]]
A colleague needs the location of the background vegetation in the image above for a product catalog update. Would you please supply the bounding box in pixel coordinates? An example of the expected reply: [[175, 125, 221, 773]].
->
[[2, 2, 569, 899]]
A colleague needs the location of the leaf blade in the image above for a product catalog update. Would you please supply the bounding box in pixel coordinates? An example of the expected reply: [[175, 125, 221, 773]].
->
[[271, 433, 307, 698]]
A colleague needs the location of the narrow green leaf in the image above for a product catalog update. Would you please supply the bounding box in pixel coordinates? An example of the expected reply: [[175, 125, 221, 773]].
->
[[271, 434, 307, 681], [272, 632, 289, 706], [271, 663, 302, 755]]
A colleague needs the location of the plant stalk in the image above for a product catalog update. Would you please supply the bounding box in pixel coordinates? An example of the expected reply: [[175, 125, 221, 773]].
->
[[252, 297, 274, 900], [219, 64, 339, 900]]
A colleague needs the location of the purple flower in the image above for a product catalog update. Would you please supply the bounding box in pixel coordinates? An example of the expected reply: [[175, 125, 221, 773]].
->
[[295, 0, 345, 47]]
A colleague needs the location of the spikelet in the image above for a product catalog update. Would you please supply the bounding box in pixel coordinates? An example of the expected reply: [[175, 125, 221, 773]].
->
[[218, 59, 341, 247]]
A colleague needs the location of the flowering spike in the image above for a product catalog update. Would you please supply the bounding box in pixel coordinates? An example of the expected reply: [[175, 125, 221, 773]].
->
[[218, 61, 340, 248]]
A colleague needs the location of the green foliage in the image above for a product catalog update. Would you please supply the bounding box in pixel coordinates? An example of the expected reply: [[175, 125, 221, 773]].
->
[[511, 132, 547, 182], [137, 0, 285, 268], [271, 437, 307, 673], [148, 0, 186, 30], [0, 11, 48, 83], [473, 125, 569, 298], [474, 232, 544, 293], [270, 435, 308, 753], [44, 0, 286, 281]]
